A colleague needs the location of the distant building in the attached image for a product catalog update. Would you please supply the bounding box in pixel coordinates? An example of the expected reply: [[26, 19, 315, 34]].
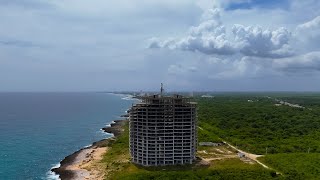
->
[[129, 85, 197, 166]]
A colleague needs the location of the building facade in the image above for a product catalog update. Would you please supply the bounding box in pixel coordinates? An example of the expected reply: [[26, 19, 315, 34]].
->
[[129, 94, 197, 166]]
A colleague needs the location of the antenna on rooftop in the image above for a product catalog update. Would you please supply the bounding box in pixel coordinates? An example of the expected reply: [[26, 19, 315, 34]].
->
[[160, 83, 164, 95]]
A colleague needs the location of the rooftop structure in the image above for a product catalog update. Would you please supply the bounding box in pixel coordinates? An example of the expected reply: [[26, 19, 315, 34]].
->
[[129, 85, 197, 166]]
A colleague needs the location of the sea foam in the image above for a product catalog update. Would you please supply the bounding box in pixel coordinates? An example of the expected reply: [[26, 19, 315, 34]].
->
[[46, 163, 61, 180]]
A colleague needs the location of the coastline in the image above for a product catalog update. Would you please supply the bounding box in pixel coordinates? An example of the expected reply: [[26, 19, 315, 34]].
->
[[51, 119, 128, 180]]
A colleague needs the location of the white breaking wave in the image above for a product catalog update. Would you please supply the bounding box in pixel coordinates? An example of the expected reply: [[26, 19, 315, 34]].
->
[[100, 122, 115, 137], [46, 163, 61, 180], [121, 95, 134, 101], [99, 128, 113, 137], [109, 92, 139, 101], [84, 144, 92, 148]]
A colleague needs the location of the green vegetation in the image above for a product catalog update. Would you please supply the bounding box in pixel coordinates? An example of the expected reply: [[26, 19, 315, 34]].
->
[[258, 153, 320, 179], [197, 95, 320, 154], [102, 121, 279, 180], [197, 125, 221, 143], [101, 93, 320, 179], [101, 122, 131, 178], [271, 93, 320, 107], [115, 159, 280, 180], [196, 94, 320, 179]]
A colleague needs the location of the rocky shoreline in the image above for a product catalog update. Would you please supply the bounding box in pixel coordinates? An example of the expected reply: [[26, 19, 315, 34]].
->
[[51, 119, 128, 180], [101, 119, 127, 137]]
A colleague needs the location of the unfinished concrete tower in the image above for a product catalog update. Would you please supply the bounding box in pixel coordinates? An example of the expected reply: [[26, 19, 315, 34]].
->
[[129, 85, 197, 166]]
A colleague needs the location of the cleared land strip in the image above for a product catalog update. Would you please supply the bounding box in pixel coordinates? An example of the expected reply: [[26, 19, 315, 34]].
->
[[201, 155, 238, 162], [223, 141, 282, 175], [223, 141, 265, 166]]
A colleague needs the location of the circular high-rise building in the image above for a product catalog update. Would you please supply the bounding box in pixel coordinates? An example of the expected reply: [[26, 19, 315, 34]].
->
[[129, 94, 197, 166]]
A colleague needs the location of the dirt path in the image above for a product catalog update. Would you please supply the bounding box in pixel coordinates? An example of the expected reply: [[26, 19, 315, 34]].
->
[[202, 155, 238, 161], [223, 141, 279, 172]]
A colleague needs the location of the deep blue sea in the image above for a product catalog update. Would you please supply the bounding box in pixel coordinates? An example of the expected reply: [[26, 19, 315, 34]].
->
[[0, 93, 136, 180]]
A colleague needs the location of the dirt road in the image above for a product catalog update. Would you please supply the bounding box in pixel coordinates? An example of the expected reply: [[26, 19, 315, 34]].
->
[[223, 141, 271, 169]]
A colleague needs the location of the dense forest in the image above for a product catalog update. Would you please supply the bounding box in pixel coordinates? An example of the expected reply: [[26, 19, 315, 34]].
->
[[259, 153, 320, 179], [197, 94, 320, 154], [102, 93, 320, 179]]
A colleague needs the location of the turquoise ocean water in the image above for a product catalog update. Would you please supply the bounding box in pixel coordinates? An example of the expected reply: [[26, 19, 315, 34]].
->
[[0, 93, 135, 180]]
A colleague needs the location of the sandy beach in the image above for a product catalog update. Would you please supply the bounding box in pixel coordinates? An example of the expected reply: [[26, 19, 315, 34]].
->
[[62, 146, 108, 180], [52, 119, 128, 180]]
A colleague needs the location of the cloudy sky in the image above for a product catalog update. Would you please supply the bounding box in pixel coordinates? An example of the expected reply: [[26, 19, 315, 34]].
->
[[0, 0, 320, 92]]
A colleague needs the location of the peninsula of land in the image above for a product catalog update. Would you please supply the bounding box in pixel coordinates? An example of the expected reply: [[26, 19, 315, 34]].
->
[[51, 93, 320, 179], [52, 119, 127, 180]]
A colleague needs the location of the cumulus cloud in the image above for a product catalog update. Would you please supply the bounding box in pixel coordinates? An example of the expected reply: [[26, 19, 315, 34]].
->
[[273, 51, 320, 73], [1, 0, 320, 91], [232, 25, 293, 58], [149, 8, 294, 58], [146, 1, 320, 89], [165, 53, 269, 81], [295, 16, 320, 51], [148, 8, 236, 55], [297, 16, 320, 31]]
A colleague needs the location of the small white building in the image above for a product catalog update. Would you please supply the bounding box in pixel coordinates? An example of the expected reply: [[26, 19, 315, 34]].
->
[[238, 152, 245, 158]]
